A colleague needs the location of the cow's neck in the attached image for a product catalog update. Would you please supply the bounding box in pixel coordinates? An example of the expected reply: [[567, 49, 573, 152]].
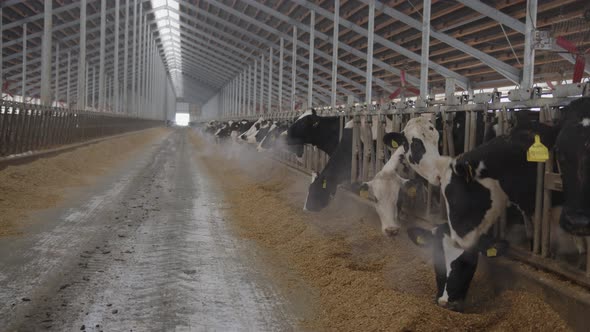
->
[[312, 117, 341, 155]]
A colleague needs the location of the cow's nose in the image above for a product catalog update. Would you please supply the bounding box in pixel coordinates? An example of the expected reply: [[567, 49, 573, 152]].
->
[[560, 209, 590, 236]]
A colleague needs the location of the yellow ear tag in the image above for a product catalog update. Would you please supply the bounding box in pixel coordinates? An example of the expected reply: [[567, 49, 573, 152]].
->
[[359, 189, 369, 199], [407, 186, 417, 198], [486, 247, 497, 257], [416, 236, 426, 245], [391, 140, 399, 148], [527, 135, 549, 162], [322, 180, 327, 189]]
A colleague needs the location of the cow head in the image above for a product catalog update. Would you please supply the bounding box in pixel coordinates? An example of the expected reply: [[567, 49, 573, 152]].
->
[[258, 122, 289, 151], [407, 224, 507, 312], [286, 109, 319, 158], [556, 97, 590, 236], [383, 116, 442, 185], [303, 168, 337, 212]]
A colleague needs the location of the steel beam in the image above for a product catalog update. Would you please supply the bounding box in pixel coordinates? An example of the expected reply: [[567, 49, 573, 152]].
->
[[54, 43, 59, 103], [291, 26, 297, 111], [98, 0, 106, 110], [361, 0, 520, 84], [366, 0, 375, 104], [40, 0, 53, 105], [21, 23, 27, 102], [522, 0, 538, 88], [123, 0, 129, 113], [279, 38, 284, 112], [331, 0, 339, 109], [455, 0, 525, 33], [113, 0, 120, 112], [420, 0, 431, 99]]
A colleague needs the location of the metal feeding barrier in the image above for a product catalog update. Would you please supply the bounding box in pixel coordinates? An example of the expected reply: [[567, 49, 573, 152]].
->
[[201, 89, 590, 288], [0, 99, 164, 158]]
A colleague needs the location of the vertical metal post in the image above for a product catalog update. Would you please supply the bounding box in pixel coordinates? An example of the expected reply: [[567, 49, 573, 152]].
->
[[522, 0, 538, 88], [66, 51, 71, 108], [420, 0, 432, 100], [77, 0, 87, 109], [253, 60, 257, 113], [307, 11, 315, 109], [84, 62, 89, 109], [131, 0, 137, 114], [21, 24, 27, 102], [331, 0, 339, 109], [0, 7, 2, 93], [279, 38, 284, 112], [92, 66, 96, 109], [54, 43, 59, 105], [98, 0, 107, 110], [365, 0, 375, 104], [291, 26, 297, 111], [260, 54, 265, 114], [40, 0, 53, 105], [123, 0, 129, 113], [533, 162, 545, 254], [268, 48, 272, 113], [246, 66, 252, 115], [137, 6, 143, 116], [113, 0, 120, 112]]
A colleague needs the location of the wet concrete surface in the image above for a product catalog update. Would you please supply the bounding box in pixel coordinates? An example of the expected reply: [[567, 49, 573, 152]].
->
[[0, 129, 295, 331]]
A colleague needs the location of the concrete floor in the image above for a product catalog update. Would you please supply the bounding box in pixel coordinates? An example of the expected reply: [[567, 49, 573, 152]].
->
[[0, 130, 295, 331]]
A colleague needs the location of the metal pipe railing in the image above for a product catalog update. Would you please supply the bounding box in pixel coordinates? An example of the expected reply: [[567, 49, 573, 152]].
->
[[0, 99, 163, 158]]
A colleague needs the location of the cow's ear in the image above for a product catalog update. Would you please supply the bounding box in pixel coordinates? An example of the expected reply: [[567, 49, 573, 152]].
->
[[311, 108, 317, 116], [383, 132, 406, 149], [407, 227, 434, 248]]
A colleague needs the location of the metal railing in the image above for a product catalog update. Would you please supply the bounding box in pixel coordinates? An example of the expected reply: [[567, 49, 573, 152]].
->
[[0, 99, 164, 158], [199, 90, 590, 288]]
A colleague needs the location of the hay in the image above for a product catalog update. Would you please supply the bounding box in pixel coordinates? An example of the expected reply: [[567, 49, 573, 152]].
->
[[190, 132, 570, 332], [0, 128, 169, 236]]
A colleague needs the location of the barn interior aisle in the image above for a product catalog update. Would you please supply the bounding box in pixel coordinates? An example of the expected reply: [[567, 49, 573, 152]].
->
[[189, 131, 572, 331], [0, 129, 295, 331]]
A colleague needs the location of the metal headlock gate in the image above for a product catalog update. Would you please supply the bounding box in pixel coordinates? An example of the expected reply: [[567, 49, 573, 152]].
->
[[200, 90, 590, 288], [0, 99, 164, 158]]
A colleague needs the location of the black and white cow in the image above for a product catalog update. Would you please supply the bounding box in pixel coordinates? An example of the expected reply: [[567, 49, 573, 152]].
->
[[257, 121, 291, 152], [407, 223, 506, 312], [304, 128, 353, 211], [286, 109, 343, 158], [382, 104, 579, 310], [555, 97, 590, 235]]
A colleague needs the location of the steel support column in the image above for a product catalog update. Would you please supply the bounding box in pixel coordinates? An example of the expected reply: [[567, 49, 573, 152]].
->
[[278, 38, 284, 112], [40, 0, 53, 105], [98, 0, 107, 110], [54, 43, 60, 104], [21, 23, 27, 102], [307, 11, 315, 109], [123, 0, 129, 113], [522, 0, 538, 88], [66, 51, 71, 107], [131, 0, 138, 114], [268, 48, 272, 113], [365, 0, 375, 104], [420, 0, 431, 100], [331, 0, 339, 109], [253, 60, 257, 113], [114, 0, 120, 112], [260, 54, 265, 113], [291, 26, 297, 111]]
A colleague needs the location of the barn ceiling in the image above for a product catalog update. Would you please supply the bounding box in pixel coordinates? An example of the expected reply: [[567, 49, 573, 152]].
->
[[1, 0, 589, 107]]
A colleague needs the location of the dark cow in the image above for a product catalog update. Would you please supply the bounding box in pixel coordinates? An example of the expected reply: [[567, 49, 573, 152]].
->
[[556, 97, 590, 235], [407, 224, 506, 312], [286, 109, 343, 158], [304, 128, 353, 211], [383, 113, 561, 310]]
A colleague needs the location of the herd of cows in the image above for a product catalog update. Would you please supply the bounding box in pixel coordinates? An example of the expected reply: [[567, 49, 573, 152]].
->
[[199, 96, 590, 312]]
